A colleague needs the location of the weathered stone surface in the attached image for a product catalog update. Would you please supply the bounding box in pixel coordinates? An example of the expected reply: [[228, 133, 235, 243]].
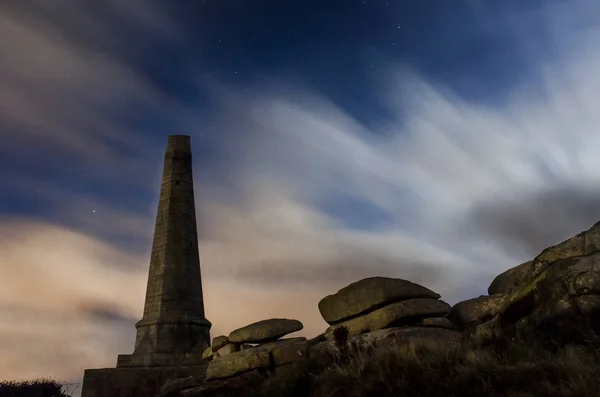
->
[[228, 318, 303, 343], [205, 348, 271, 380], [81, 366, 207, 397], [496, 221, 600, 309], [213, 343, 240, 359], [563, 254, 600, 296], [211, 335, 228, 351], [306, 333, 327, 349], [184, 370, 266, 397], [273, 360, 309, 377], [324, 298, 451, 339], [418, 316, 457, 330], [488, 260, 536, 295], [204, 338, 307, 380], [468, 220, 600, 346], [499, 253, 600, 325], [309, 326, 460, 369], [133, 136, 211, 356], [450, 294, 505, 326], [357, 326, 461, 348], [319, 277, 441, 325], [507, 254, 600, 329], [534, 220, 600, 266], [270, 338, 309, 366], [263, 361, 310, 394], [469, 316, 502, 345], [255, 337, 307, 350], [159, 376, 199, 397], [201, 346, 213, 360], [116, 352, 207, 367], [575, 294, 600, 314]]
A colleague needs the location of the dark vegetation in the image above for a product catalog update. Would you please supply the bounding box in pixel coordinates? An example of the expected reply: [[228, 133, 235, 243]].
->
[[253, 328, 600, 397], [0, 379, 72, 397]]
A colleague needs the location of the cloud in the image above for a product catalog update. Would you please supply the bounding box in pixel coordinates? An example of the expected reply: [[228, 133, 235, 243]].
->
[[0, 219, 146, 384], [0, 1, 170, 167]]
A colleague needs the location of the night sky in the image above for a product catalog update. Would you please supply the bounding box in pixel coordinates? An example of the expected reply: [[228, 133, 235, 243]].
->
[[2, 0, 600, 394]]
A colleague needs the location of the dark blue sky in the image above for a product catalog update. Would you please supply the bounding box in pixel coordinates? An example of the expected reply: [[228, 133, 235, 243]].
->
[[1, 0, 579, 231], [139, 0, 560, 120]]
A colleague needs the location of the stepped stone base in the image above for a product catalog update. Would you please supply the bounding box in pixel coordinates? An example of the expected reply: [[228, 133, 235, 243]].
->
[[117, 352, 207, 367], [81, 365, 207, 397]]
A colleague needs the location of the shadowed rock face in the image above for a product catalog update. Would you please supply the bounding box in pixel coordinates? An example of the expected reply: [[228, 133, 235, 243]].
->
[[204, 338, 307, 380], [502, 252, 600, 329], [318, 277, 441, 325], [466, 221, 600, 346], [450, 294, 505, 328], [213, 343, 241, 359]]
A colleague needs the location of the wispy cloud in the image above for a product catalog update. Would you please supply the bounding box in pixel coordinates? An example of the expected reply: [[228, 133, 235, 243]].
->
[[0, 1, 171, 166]]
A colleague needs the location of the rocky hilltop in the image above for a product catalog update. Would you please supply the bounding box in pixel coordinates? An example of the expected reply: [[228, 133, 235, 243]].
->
[[156, 220, 600, 397]]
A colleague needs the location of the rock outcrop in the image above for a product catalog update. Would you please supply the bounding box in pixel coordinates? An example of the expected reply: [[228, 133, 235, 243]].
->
[[454, 220, 600, 346], [199, 319, 303, 364], [318, 277, 441, 324], [319, 277, 457, 343], [158, 220, 600, 397], [200, 318, 306, 382], [205, 338, 308, 380]]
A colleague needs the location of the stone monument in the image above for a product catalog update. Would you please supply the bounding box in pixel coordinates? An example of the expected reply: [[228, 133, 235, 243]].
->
[[81, 135, 212, 397]]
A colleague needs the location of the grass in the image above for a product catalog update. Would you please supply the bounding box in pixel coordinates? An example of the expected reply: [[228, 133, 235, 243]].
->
[[253, 327, 600, 397]]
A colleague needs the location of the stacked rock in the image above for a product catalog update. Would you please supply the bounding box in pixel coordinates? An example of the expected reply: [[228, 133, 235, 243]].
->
[[318, 277, 460, 342], [202, 334, 253, 361], [203, 318, 308, 382]]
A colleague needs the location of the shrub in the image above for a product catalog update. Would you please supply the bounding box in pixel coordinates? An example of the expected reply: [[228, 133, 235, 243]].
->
[[0, 378, 71, 397]]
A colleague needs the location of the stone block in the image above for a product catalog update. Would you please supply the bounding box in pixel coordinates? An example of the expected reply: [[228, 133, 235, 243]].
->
[[81, 365, 207, 397]]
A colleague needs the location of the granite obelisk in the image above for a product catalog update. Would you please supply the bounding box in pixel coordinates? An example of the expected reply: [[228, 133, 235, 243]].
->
[[132, 135, 211, 354], [82, 136, 211, 397]]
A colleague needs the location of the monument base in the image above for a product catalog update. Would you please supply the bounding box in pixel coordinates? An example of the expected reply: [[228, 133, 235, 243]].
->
[[81, 365, 207, 397], [117, 352, 207, 367]]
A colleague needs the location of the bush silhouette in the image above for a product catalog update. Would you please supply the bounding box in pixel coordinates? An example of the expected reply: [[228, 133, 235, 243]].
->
[[0, 378, 70, 397]]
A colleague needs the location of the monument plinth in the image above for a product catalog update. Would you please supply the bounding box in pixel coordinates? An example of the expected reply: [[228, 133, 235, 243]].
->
[[82, 135, 211, 397]]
